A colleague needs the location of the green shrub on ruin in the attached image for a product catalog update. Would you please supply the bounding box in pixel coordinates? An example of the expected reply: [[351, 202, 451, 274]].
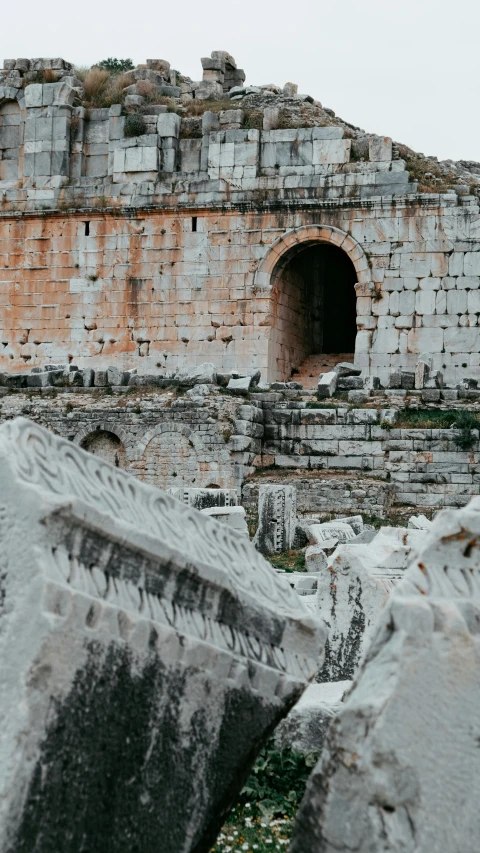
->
[[97, 58, 134, 74], [124, 113, 147, 138]]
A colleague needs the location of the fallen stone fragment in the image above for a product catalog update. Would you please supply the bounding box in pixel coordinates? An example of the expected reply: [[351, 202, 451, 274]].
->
[[334, 514, 364, 535], [305, 544, 328, 573], [292, 497, 480, 853], [227, 375, 252, 394], [0, 418, 324, 853], [317, 371, 337, 398], [317, 526, 423, 682], [408, 513, 432, 529], [350, 525, 377, 544], [274, 681, 351, 755], [332, 362, 361, 377], [174, 362, 217, 385], [200, 505, 249, 535], [309, 521, 356, 545], [107, 365, 127, 386], [254, 484, 297, 555], [168, 486, 238, 509]]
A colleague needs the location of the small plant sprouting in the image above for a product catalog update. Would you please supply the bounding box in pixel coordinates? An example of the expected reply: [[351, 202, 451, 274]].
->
[[124, 113, 146, 138], [453, 410, 479, 451], [97, 58, 134, 74]]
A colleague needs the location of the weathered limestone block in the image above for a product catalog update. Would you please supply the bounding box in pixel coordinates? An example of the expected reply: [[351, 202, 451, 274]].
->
[[292, 498, 480, 853], [334, 514, 364, 535], [317, 371, 337, 399], [317, 527, 423, 682], [200, 505, 249, 536], [254, 484, 297, 554], [333, 362, 361, 377], [0, 418, 323, 853], [305, 545, 328, 573], [227, 375, 252, 394], [408, 513, 432, 529], [263, 107, 280, 131], [369, 135, 392, 161], [309, 521, 356, 545], [168, 487, 238, 509], [174, 362, 217, 385], [274, 681, 351, 754], [106, 365, 127, 386], [157, 112, 181, 138]]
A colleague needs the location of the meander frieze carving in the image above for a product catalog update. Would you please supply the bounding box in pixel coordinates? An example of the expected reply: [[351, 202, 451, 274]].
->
[[2, 418, 304, 617]]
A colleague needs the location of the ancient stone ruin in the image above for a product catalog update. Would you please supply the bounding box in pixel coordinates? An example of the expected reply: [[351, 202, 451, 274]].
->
[[0, 51, 480, 387], [291, 499, 480, 852], [1, 46, 480, 852], [0, 417, 323, 851]]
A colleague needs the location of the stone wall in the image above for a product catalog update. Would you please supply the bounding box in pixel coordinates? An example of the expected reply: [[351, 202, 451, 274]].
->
[[0, 390, 241, 489], [257, 401, 480, 510], [1, 388, 479, 514], [242, 473, 392, 524], [1, 203, 480, 385], [1, 56, 480, 385]]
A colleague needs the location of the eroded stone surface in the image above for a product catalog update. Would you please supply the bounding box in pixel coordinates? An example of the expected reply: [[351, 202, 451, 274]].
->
[[291, 498, 480, 853], [317, 527, 423, 681], [275, 681, 351, 755], [254, 485, 297, 555], [0, 417, 324, 853]]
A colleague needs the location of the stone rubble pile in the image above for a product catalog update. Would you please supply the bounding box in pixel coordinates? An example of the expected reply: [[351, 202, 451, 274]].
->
[[5, 355, 480, 403], [0, 362, 263, 392], [257, 485, 427, 683], [291, 496, 480, 852]]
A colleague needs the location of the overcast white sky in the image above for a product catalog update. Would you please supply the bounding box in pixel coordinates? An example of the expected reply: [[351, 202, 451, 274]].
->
[[1, 0, 478, 162]]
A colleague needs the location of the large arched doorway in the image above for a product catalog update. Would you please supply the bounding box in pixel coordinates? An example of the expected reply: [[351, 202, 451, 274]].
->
[[270, 242, 358, 380]]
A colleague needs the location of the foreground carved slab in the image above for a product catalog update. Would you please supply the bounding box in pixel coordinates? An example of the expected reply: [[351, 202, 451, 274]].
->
[[0, 418, 324, 853], [291, 498, 480, 853]]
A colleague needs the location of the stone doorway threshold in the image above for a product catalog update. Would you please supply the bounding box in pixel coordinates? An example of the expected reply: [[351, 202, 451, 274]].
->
[[292, 353, 355, 390]]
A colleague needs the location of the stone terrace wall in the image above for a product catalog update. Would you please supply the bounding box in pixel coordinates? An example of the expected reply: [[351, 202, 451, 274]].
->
[[257, 401, 480, 510], [242, 473, 392, 522], [0, 388, 479, 513]]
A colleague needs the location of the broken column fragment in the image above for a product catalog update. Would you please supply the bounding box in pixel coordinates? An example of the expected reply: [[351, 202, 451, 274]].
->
[[0, 418, 324, 853], [291, 498, 480, 853], [254, 484, 297, 554]]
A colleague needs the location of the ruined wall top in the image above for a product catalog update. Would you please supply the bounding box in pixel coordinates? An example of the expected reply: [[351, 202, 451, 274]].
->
[[1, 51, 477, 214]]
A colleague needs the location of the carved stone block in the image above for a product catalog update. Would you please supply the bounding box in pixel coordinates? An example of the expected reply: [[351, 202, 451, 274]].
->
[[0, 418, 324, 853]]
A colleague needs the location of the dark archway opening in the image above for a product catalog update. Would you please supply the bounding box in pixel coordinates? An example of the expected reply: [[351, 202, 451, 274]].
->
[[271, 242, 358, 379]]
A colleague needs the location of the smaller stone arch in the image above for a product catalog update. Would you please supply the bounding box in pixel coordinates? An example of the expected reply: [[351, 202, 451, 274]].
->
[[133, 423, 204, 490], [76, 426, 128, 469]]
